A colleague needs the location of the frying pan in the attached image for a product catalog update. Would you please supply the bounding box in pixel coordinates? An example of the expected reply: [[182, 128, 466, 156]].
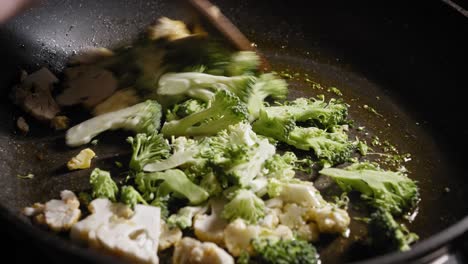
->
[[1, 0, 468, 263]]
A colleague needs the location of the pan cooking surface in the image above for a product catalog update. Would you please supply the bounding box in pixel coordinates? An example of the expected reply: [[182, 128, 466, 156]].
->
[[1, 0, 467, 263]]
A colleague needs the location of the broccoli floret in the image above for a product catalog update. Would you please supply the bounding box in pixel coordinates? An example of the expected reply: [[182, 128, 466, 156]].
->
[[247, 73, 288, 119], [143, 136, 205, 172], [135, 169, 209, 205], [161, 89, 249, 137], [66, 100, 162, 147], [369, 208, 419, 251], [167, 205, 207, 229], [262, 152, 298, 180], [262, 97, 348, 129], [127, 133, 171, 172], [320, 162, 420, 215], [120, 185, 148, 208], [222, 189, 265, 224], [166, 99, 207, 121], [287, 126, 354, 166], [254, 111, 354, 166], [241, 238, 319, 264], [226, 51, 260, 76], [89, 168, 118, 202], [201, 123, 276, 187], [157, 72, 255, 102]]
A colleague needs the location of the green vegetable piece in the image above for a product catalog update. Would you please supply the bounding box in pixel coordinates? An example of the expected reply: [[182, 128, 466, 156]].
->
[[161, 89, 249, 137], [136, 169, 209, 205], [89, 168, 118, 202], [66, 100, 162, 147], [243, 238, 319, 264], [127, 133, 170, 172], [120, 185, 148, 208], [222, 189, 265, 224], [320, 162, 419, 215], [369, 208, 419, 251]]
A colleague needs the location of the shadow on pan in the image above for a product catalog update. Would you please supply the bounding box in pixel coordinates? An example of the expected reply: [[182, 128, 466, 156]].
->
[[0, 0, 467, 263]]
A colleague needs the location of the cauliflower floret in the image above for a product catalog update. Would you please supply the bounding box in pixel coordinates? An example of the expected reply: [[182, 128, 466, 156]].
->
[[147, 17, 191, 41], [194, 199, 228, 245], [67, 148, 96, 170], [305, 205, 350, 234], [296, 222, 320, 242], [173, 237, 234, 264], [159, 220, 182, 251], [258, 208, 280, 229], [277, 181, 350, 234], [71, 199, 161, 264], [278, 203, 307, 229], [95, 204, 161, 264], [71, 198, 132, 248], [23, 190, 81, 232], [223, 219, 293, 257]]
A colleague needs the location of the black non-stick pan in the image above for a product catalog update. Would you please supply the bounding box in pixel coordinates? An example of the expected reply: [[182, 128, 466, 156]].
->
[[1, 0, 467, 263]]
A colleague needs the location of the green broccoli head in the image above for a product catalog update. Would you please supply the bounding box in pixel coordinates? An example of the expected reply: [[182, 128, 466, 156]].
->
[[157, 72, 255, 102], [263, 97, 348, 129], [369, 208, 419, 251], [226, 51, 260, 76], [120, 185, 148, 208], [263, 152, 298, 180], [287, 126, 354, 166], [161, 89, 249, 137], [143, 136, 205, 172], [66, 100, 162, 147], [200, 122, 276, 187], [242, 238, 319, 264], [166, 99, 207, 121], [89, 168, 118, 202], [252, 109, 296, 141], [221, 189, 265, 224], [247, 73, 288, 119], [320, 162, 420, 215], [135, 169, 209, 205], [127, 133, 171, 172]]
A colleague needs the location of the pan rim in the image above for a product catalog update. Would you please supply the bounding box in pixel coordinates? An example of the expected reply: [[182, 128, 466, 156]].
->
[[1, 203, 467, 263]]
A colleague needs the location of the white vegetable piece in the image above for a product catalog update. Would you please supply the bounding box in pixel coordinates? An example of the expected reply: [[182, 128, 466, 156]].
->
[[277, 182, 350, 234], [159, 220, 182, 251], [193, 199, 228, 245], [71, 199, 161, 264], [23, 190, 81, 232], [173, 237, 234, 264], [223, 218, 293, 257]]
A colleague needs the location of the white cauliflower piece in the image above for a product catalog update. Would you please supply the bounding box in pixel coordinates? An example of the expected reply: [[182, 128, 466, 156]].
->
[[194, 199, 228, 245], [95, 204, 161, 264], [258, 208, 280, 229], [148, 17, 191, 41], [23, 190, 81, 232], [159, 220, 182, 251], [173, 237, 234, 264], [277, 181, 350, 234], [223, 219, 293, 257], [278, 203, 307, 229], [296, 222, 319, 242], [67, 148, 96, 170], [305, 205, 350, 234], [70, 198, 132, 248], [71, 199, 161, 264]]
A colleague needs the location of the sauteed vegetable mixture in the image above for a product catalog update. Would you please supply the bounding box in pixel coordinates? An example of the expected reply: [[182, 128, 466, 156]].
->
[[16, 17, 419, 264]]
